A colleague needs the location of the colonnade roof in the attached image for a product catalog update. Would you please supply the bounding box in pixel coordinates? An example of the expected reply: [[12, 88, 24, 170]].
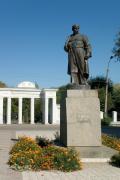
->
[[0, 82, 58, 99]]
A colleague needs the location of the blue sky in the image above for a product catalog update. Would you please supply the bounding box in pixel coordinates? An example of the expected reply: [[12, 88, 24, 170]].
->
[[0, 0, 120, 88]]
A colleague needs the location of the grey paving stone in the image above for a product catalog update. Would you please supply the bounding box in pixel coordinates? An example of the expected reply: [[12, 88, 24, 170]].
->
[[0, 130, 22, 180], [0, 126, 120, 180]]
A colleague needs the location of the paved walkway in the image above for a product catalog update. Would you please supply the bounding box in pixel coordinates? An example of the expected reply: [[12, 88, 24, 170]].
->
[[0, 130, 22, 180], [0, 126, 120, 180], [22, 163, 120, 180]]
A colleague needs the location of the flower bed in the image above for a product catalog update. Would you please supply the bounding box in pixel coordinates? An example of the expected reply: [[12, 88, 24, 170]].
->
[[8, 136, 82, 172], [102, 134, 120, 167], [102, 134, 120, 151]]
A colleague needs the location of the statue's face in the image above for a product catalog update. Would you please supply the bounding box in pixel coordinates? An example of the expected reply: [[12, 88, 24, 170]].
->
[[72, 27, 79, 34]]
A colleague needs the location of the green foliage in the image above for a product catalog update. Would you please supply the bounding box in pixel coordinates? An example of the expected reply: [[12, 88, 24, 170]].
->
[[57, 77, 114, 112], [88, 76, 113, 92], [36, 136, 52, 147], [98, 88, 105, 111], [8, 137, 42, 171], [113, 31, 120, 61], [54, 131, 60, 143], [89, 76, 114, 111], [11, 99, 18, 123], [112, 85, 120, 120], [35, 82, 39, 89], [8, 136, 82, 172], [102, 133, 120, 167], [111, 153, 120, 167], [56, 83, 73, 104], [53, 148, 81, 172], [0, 81, 7, 88], [34, 99, 42, 123], [22, 99, 30, 123], [9, 150, 42, 171], [101, 116, 112, 126], [112, 86, 120, 110]]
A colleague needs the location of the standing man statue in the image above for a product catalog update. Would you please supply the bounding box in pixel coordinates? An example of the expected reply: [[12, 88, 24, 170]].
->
[[64, 24, 92, 86]]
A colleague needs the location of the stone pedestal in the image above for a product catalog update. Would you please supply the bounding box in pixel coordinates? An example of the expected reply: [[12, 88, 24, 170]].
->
[[60, 89, 101, 147]]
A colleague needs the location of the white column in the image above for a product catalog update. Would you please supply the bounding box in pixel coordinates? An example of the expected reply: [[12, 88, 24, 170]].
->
[[7, 97, 11, 124], [0, 97, 3, 124], [44, 98, 48, 124], [56, 104, 60, 124], [112, 111, 117, 123], [100, 111, 104, 119], [18, 98, 22, 124], [52, 98, 57, 124], [30, 98, 35, 124]]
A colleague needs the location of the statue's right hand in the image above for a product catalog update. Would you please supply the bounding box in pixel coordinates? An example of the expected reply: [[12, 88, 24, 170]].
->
[[67, 43, 72, 49]]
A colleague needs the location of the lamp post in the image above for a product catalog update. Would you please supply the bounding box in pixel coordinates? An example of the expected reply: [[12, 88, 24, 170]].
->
[[104, 56, 114, 117]]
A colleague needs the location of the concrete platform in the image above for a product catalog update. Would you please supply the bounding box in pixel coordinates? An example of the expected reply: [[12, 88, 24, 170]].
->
[[0, 125, 120, 179], [74, 146, 118, 162], [0, 124, 60, 130], [22, 163, 120, 180], [0, 124, 60, 140]]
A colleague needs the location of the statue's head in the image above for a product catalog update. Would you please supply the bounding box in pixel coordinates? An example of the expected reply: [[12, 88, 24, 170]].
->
[[72, 24, 79, 34]]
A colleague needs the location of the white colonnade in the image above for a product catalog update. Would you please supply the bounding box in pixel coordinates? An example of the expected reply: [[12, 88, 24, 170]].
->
[[0, 97, 3, 124], [0, 97, 36, 124], [0, 81, 59, 125], [41, 89, 57, 124]]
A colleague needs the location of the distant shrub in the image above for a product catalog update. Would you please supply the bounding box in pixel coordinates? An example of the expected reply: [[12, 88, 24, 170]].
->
[[36, 136, 52, 148], [101, 116, 112, 126], [111, 153, 120, 167], [102, 134, 120, 168], [53, 131, 60, 144]]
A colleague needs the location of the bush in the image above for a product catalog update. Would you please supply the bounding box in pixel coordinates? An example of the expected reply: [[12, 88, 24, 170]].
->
[[102, 134, 120, 151], [8, 150, 42, 171], [8, 136, 82, 172], [53, 148, 81, 172], [101, 116, 112, 126], [53, 131, 60, 144], [111, 153, 120, 167], [8, 136, 42, 171], [36, 136, 52, 148], [9, 136, 41, 154]]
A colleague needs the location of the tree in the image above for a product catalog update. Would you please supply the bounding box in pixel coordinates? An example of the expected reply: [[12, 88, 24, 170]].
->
[[35, 82, 40, 89], [113, 31, 120, 61], [56, 84, 73, 104], [57, 77, 114, 112], [11, 98, 18, 123], [112, 84, 120, 120], [0, 81, 7, 88], [88, 76, 113, 92], [35, 99, 42, 123], [88, 76, 114, 112], [112, 84, 120, 110]]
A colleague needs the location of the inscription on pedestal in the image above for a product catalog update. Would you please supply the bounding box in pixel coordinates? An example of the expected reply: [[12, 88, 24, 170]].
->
[[60, 90, 101, 147], [76, 114, 91, 124]]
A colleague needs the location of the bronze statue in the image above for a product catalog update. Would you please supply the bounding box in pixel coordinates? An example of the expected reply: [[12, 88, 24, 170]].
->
[[64, 24, 92, 85]]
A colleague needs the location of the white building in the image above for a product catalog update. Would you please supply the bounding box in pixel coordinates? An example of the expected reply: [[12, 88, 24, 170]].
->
[[0, 81, 60, 125]]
